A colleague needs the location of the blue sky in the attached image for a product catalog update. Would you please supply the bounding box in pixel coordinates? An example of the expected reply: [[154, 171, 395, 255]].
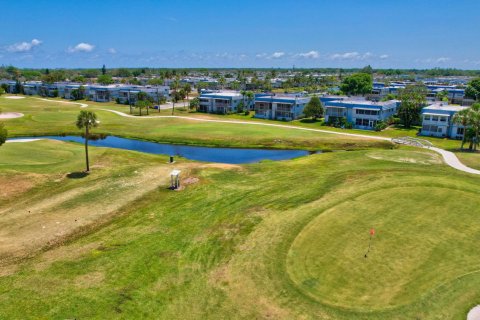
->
[[1, 0, 479, 69]]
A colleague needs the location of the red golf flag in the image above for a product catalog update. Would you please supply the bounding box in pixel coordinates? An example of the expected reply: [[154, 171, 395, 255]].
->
[[370, 228, 375, 236]]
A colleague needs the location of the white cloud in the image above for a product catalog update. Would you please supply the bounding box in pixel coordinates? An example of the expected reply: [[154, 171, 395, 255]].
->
[[379, 54, 389, 59], [330, 51, 373, 61], [67, 42, 95, 53], [7, 39, 42, 52], [256, 53, 267, 58], [436, 57, 450, 63], [270, 52, 285, 59], [108, 48, 117, 54], [297, 50, 320, 59], [331, 52, 360, 60]]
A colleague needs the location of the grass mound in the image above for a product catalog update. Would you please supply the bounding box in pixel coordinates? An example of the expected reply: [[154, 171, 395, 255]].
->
[[287, 186, 480, 310]]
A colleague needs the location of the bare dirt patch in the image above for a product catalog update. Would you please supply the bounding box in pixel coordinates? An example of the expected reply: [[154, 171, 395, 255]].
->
[[367, 150, 443, 165], [0, 173, 45, 200], [0, 163, 196, 267], [199, 163, 242, 170]]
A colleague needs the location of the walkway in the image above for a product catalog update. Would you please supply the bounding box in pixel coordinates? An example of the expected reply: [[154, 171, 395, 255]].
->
[[31, 98, 480, 176]]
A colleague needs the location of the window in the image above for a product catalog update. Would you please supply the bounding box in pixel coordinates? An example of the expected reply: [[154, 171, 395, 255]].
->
[[440, 117, 447, 122], [432, 116, 439, 121], [424, 115, 431, 121], [355, 109, 379, 115], [457, 127, 465, 135], [355, 118, 372, 127]]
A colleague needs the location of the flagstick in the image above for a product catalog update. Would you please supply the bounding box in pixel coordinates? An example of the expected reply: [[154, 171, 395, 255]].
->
[[364, 234, 373, 258]]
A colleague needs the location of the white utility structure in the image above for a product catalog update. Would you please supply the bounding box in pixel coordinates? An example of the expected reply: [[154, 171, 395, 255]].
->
[[170, 169, 181, 189]]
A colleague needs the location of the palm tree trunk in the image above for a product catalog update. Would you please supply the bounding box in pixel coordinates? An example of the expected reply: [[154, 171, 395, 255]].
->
[[146, 106, 149, 115], [85, 126, 90, 172], [172, 102, 175, 115], [139, 107, 142, 116]]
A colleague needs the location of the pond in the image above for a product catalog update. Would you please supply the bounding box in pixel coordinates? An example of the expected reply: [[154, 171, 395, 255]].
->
[[11, 136, 312, 164]]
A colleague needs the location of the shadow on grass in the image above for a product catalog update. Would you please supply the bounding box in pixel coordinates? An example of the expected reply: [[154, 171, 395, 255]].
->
[[66, 172, 89, 179], [299, 118, 323, 124]]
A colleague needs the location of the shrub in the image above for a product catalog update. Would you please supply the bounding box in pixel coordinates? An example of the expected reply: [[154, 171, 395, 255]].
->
[[375, 121, 388, 131]]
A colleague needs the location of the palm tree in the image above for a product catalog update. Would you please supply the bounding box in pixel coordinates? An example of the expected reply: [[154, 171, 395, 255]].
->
[[76, 110, 98, 172], [453, 108, 470, 150], [184, 84, 192, 102], [136, 92, 153, 116], [245, 91, 254, 111], [240, 90, 246, 106], [468, 103, 480, 151], [454, 103, 480, 151], [171, 78, 180, 115]]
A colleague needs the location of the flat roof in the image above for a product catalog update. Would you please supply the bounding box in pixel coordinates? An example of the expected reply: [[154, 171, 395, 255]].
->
[[201, 91, 242, 98], [423, 104, 468, 112]]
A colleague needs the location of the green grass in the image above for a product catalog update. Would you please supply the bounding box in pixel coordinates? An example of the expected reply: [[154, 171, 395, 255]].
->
[[0, 140, 479, 319], [456, 151, 480, 170]]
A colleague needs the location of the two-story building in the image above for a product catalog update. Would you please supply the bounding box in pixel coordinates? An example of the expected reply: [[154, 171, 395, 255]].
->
[[198, 91, 243, 114], [420, 103, 468, 139], [87, 85, 120, 102], [254, 93, 311, 121], [23, 81, 42, 95], [324, 99, 400, 130], [63, 84, 87, 99], [0, 80, 18, 93]]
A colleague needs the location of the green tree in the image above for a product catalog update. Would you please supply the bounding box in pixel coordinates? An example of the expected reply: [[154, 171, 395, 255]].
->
[[189, 97, 199, 111], [101, 64, 107, 75], [136, 92, 153, 116], [71, 86, 86, 100], [303, 96, 324, 120], [0, 87, 5, 96], [466, 103, 480, 151], [0, 121, 7, 147], [236, 100, 245, 113], [42, 70, 66, 84], [397, 84, 427, 128], [148, 77, 164, 85], [436, 90, 449, 102], [340, 73, 373, 96], [72, 75, 87, 84], [453, 108, 471, 150], [76, 110, 98, 172], [218, 76, 226, 89], [171, 78, 181, 115], [245, 91, 254, 110], [360, 65, 374, 74], [97, 74, 114, 85], [465, 78, 480, 100], [183, 84, 192, 101]]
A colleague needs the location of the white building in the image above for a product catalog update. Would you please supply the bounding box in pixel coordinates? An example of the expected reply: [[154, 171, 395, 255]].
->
[[198, 91, 243, 114], [420, 103, 468, 139]]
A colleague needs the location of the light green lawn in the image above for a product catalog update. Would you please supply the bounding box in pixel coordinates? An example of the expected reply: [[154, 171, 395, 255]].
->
[[0, 140, 479, 319]]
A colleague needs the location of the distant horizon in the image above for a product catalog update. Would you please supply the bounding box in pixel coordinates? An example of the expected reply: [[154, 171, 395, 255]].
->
[[1, 0, 479, 69], [3, 66, 480, 72]]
